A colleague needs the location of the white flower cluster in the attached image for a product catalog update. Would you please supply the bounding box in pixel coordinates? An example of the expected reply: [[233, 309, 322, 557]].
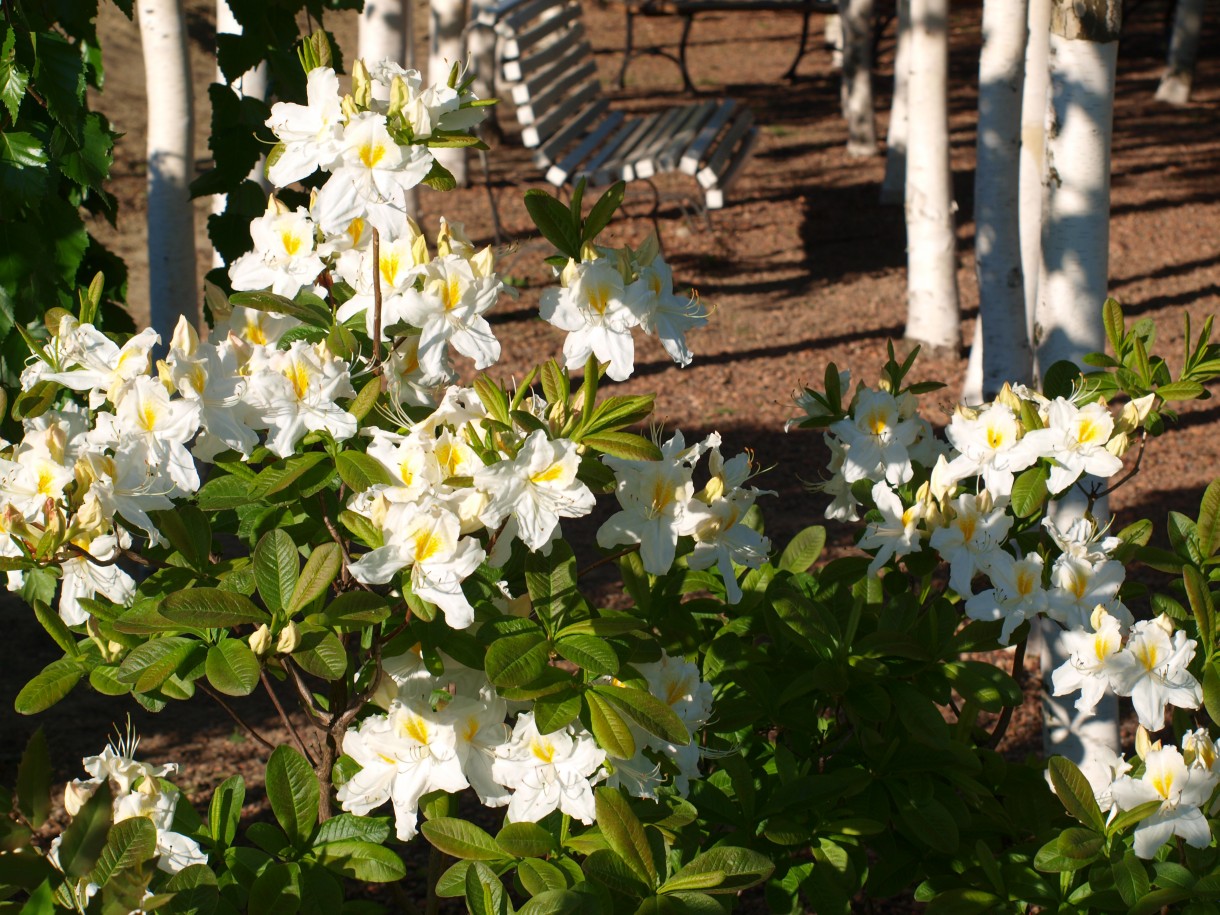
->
[[540, 235, 709, 381], [1081, 728, 1219, 859], [339, 649, 711, 839], [55, 733, 207, 876]]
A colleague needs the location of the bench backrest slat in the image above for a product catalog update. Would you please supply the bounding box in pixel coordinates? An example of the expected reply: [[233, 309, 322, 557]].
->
[[511, 49, 596, 117], [547, 109, 628, 184], [536, 97, 612, 164], [502, 21, 586, 82], [524, 79, 603, 149], [501, 3, 581, 60]]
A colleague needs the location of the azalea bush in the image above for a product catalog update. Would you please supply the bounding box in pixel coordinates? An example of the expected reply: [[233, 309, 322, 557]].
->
[[6, 31, 1220, 915]]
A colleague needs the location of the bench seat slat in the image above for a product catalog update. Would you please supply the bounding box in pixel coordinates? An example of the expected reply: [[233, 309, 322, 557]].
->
[[704, 126, 757, 209], [622, 106, 687, 180], [536, 97, 611, 165], [636, 103, 712, 179], [546, 110, 627, 185], [577, 114, 650, 185], [679, 99, 737, 174], [697, 107, 753, 189]]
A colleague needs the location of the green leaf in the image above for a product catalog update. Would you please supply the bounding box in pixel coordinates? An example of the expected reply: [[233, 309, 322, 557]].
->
[[336, 451, 396, 492], [534, 688, 583, 733], [13, 656, 81, 714], [582, 181, 626, 243], [596, 788, 658, 887], [32, 32, 86, 140], [555, 634, 619, 677], [496, 822, 555, 859], [288, 543, 341, 613], [525, 188, 582, 258], [254, 529, 299, 615], [1155, 380, 1205, 401], [1184, 565, 1215, 656], [421, 818, 505, 861], [1115, 852, 1151, 907], [89, 816, 157, 887], [465, 860, 511, 915], [248, 861, 302, 915], [1102, 297, 1124, 354], [206, 640, 261, 696], [161, 588, 271, 628], [421, 158, 457, 191], [0, 50, 29, 122], [586, 690, 636, 759], [313, 813, 391, 846], [779, 526, 826, 573], [1129, 888, 1194, 915], [1009, 464, 1049, 518], [319, 591, 390, 631], [593, 685, 689, 746], [339, 509, 384, 548], [925, 888, 1003, 915], [266, 746, 319, 847], [230, 290, 330, 327], [150, 505, 212, 571], [584, 848, 651, 898], [246, 452, 331, 501], [518, 889, 589, 914], [1048, 757, 1106, 832], [196, 474, 251, 510], [209, 775, 245, 849], [118, 636, 195, 693], [1198, 480, 1220, 558], [485, 630, 549, 687], [58, 781, 113, 877], [1107, 799, 1163, 833], [16, 728, 50, 829], [292, 628, 348, 680], [557, 617, 644, 639], [665, 846, 773, 895], [526, 541, 582, 627], [31, 599, 76, 655], [314, 839, 406, 882], [1043, 360, 1081, 399]]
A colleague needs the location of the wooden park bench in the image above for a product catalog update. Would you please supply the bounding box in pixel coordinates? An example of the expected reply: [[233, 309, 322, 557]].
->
[[615, 0, 838, 93], [473, 0, 758, 218]]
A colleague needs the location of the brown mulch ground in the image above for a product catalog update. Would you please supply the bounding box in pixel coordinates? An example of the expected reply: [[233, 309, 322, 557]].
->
[[3, 0, 1219, 910]]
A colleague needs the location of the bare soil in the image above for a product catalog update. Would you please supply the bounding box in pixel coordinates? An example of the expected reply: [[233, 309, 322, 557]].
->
[[3, 0, 1219, 909]]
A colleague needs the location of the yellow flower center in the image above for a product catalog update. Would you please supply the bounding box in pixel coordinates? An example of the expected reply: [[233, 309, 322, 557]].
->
[[414, 531, 443, 563], [287, 362, 311, 400], [443, 276, 463, 312], [1077, 417, 1103, 445], [1151, 767, 1174, 801], [530, 739, 555, 763], [398, 713, 430, 745], [530, 462, 566, 485], [359, 141, 387, 169], [586, 286, 610, 315], [281, 230, 303, 257]]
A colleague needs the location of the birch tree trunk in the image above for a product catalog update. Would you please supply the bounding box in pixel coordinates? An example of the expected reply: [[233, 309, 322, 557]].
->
[[139, 0, 198, 339], [360, 0, 418, 216], [839, 0, 878, 156], [825, 14, 844, 69], [880, 0, 912, 205], [1019, 0, 1052, 363], [431, 0, 469, 185], [1155, 0, 1205, 105], [903, 0, 960, 351], [962, 0, 1030, 403], [1036, 0, 1122, 783], [213, 0, 269, 269]]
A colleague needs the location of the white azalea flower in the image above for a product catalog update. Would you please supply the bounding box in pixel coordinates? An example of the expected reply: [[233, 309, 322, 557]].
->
[[928, 492, 1013, 596], [347, 503, 485, 628], [1108, 615, 1202, 731], [831, 388, 920, 486], [265, 66, 346, 186], [1110, 746, 1216, 858], [625, 258, 707, 367], [243, 341, 357, 458], [43, 325, 159, 409], [58, 532, 136, 625], [1021, 398, 1124, 494], [857, 482, 923, 576], [163, 321, 258, 461], [475, 431, 595, 552], [491, 713, 606, 824], [228, 200, 325, 298], [540, 258, 646, 382], [964, 551, 1046, 644], [942, 403, 1040, 499], [1051, 606, 1125, 716], [397, 254, 502, 380], [75, 451, 175, 546], [112, 376, 202, 494], [1045, 554, 1129, 632]]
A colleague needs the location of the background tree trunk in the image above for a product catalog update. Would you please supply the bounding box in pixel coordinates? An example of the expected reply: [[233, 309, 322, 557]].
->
[[825, 14, 844, 69], [1036, 0, 1122, 786], [1155, 0, 1205, 105], [430, 0, 469, 185], [903, 0, 960, 351], [962, 0, 1030, 403], [880, 0, 912, 205], [213, 0, 269, 269], [839, 0, 878, 156], [139, 0, 198, 339], [1019, 0, 1052, 368]]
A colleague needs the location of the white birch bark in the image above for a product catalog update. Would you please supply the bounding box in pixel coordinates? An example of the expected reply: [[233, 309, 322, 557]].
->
[[1019, 0, 1052, 361], [430, 0, 469, 185], [825, 14, 844, 69], [1155, 0, 1205, 105], [1036, 0, 1122, 774], [903, 0, 960, 351], [880, 0, 911, 205], [212, 0, 269, 269], [360, 0, 418, 216], [962, 0, 1030, 403], [139, 0, 198, 339], [839, 0, 878, 156]]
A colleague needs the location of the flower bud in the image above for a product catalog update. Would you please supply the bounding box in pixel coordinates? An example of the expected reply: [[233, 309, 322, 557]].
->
[[276, 621, 301, 654], [351, 59, 372, 108], [249, 624, 273, 657], [388, 74, 410, 120], [995, 383, 1022, 413], [170, 315, 199, 357], [1135, 725, 1155, 760], [1182, 728, 1217, 770], [64, 779, 97, 817]]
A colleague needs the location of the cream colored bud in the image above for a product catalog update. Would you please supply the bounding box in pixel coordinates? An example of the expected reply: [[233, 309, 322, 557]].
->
[[265, 194, 290, 217], [371, 669, 398, 711], [249, 624, 273, 657], [170, 315, 199, 356], [1105, 431, 1130, 457], [953, 403, 981, 422], [70, 494, 106, 539], [45, 424, 67, 466], [1153, 613, 1175, 637], [995, 383, 1022, 413], [340, 94, 359, 119], [559, 257, 581, 287], [64, 780, 97, 817], [1135, 725, 1155, 760], [276, 621, 301, 654], [1088, 605, 1109, 633], [388, 74, 410, 119], [1116, 393, 1156, 435], [156, 359, 176, 394], [352, 59, 372, 108], [470, 246, 495, 279], [928, 454, 956, 506]]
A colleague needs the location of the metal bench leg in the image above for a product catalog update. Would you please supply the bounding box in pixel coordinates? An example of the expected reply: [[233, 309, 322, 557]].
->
[[784, 9, 813, 80], [678, 14, 699, 93], [618, 4, 637, 88]]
